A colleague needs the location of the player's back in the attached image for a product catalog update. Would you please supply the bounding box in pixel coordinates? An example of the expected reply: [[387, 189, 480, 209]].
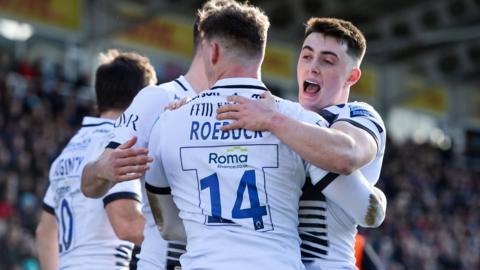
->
[[111, 75, 197, 269], [149, 78, 327, 270], [300, 102, 386, 270], [44, 117, 139, 269]]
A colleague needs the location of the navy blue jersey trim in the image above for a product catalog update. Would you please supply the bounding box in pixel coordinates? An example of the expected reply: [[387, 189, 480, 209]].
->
[[115, 253, 130, 260], [82, 122, 114, 128], [299, 223, 327, 228], [115, 246, 129, 256], [211, 84, 268, 91], [317, 110, 339, 126], [106, 141, 121, 149], [299, 214, 326, 220], [103, 192, 141, 207], [42, 202, 55, 215], [315, 172, 339, 192], [167, 251, 183, 259], [166, 259, 181, 270], [301, 243, 328, 255], [174, 79, 188, 91], [145, 182, 171, 194], [301, 233, 329, 247], [168, 242, 186, 250], [116, 261, 129, 267]]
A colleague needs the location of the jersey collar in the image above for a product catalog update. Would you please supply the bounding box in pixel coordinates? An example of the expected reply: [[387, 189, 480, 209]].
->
[[81, 116, 115, 127], [174, 75, 197, 96], [210, 77, 268, 91]]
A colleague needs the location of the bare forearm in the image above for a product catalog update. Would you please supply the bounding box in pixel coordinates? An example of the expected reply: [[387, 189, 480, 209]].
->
[[107, 198, 146, 245], [125, 214, 146, 245], [81, 162, 114, 198], [148, 192, 186, 242], [36, 213, 59, 270], [37, 237, 59, 270], [113, 213, 145, 245], [268, 113, 357, 174]]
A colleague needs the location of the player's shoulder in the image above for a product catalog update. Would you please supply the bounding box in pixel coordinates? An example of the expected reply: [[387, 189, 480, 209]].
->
[[276, 97, 325, 124], [325, 101, 383, 123], [347, 101, 380, 116], [159, 76, 195, 99], [346, 101, 384, 125], [276, 96, 305, 114], [133, 84, 171, 102]]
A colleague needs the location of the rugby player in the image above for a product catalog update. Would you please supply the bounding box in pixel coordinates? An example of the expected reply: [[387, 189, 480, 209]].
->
[[35, 50, 151, 270], [216, 17, 387, 270], [80, 1, 234, 269], [145, 4, 380, 270]]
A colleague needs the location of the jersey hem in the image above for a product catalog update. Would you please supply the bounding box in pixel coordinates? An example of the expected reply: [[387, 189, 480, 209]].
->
[[103, 192, 141, 207], [145, 182, 171, 194], [42, 202, 55, 215]]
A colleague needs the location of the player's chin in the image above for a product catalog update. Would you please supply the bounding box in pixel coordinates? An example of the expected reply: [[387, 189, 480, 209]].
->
[[299, 97, 317, 111]]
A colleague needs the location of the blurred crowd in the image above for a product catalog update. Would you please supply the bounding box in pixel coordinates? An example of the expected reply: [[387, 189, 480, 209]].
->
[[362, 141, 480, 269], [0, 52, 94, 270], [0, 53, 479, 270]]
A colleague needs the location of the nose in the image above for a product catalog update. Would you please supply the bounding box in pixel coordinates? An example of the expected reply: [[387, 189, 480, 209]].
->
[[309, 60, 320, 75]]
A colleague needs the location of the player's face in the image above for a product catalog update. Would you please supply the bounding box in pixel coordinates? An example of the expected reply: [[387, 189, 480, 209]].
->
[[297, 32, 358, 112]]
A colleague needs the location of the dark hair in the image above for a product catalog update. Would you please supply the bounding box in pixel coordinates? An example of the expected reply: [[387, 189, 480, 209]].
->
[[95, 49, 156, 114], [193, 0, 236, 51], [305, 17, 366, 62], [197, 0, 270, 58]]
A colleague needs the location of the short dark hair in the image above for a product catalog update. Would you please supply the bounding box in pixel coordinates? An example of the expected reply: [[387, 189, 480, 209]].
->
[[193, 0, 236, 51], [305, 17, 366, 63], [197, 0, 270, 58], [95, 49, 156, 114]]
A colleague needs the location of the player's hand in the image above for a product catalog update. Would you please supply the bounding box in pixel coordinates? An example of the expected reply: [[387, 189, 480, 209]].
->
[[165, 97, 189, 111], [217, 91, 278, 131], [97, 136, 153, 182]]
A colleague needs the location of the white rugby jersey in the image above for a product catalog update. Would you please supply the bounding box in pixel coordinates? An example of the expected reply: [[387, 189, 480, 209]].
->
[[299, 102, 387, 270], [146, 78, 330, 270], [43, 117, 142, 270], [109, 75, 195, 269]]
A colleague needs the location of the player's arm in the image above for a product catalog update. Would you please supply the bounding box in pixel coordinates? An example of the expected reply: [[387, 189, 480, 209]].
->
[[217, 93, 376, 174], [146, 188, 186, 242], [144, 118, 186, 242], [311, 170, 387, 228], [81, 136, 152, 198], [81, 87, 170, 198], [104, 188, 145, 245], [36, 209, 59, 270]]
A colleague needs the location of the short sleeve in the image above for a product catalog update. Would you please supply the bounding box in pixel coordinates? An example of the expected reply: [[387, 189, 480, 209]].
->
[[109, 86, 171, 149], [144, 114, 171, 194], [102, 178, 142, 207], [334, 102, 386, 156], [277, 98, 329, 128], [42, 184, 55, 215]]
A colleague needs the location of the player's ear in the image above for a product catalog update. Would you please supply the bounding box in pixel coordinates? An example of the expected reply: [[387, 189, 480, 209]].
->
[[210, 42, 219, 65], [346, 67, 361, 87]]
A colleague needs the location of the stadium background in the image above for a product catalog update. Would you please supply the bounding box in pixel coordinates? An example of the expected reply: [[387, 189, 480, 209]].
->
[[0, 0, 479, 269]]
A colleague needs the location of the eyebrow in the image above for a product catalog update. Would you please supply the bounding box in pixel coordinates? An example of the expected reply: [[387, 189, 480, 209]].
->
[[301, 45, 339, 59]]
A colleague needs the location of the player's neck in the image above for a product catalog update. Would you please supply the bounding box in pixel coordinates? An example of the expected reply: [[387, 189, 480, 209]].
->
[[99, 110, 122, 120], [185, 53, 209, 94], [213, 65, 261, 83]]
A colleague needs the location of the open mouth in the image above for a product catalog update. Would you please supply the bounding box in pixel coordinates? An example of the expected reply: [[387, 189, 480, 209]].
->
[[303, 79, 320, 96]]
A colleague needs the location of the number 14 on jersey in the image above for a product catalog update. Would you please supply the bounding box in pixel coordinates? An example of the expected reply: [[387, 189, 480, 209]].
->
[[180, 144, 278, 232]]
